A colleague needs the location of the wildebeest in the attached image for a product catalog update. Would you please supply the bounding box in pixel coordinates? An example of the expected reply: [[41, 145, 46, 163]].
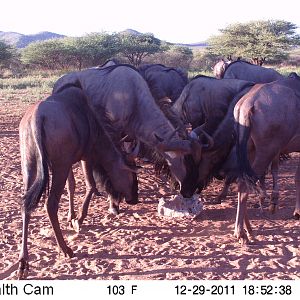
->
[[171, 75, 255, 202], [18, 87, 138, 278], [214, 60, 284, 83], [233, 77, 300, 243], [138, 64, 188, 103], [172, 75, 254, 134], [53, 64, 202, 197], [213, 59, 232, 79]]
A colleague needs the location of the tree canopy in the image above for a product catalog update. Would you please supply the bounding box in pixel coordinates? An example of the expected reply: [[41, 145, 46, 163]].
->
[[207, 20, 300, 65], [20, 32, 164, 69], [0, 40, 15, 67], [118, 32, 162, 66], [21, 33, 121, 70]]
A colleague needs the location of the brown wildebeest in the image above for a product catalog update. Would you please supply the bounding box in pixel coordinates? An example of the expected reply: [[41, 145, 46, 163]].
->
[[234, 77, 300, 243], [53, 64, 202, 198], [214, 59, 283, 83], [18, 87, 138, 279], [213, 59, 232, 79]]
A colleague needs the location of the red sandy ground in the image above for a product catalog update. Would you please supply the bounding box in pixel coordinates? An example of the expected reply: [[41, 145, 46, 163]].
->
[[0, 96, 299, 280]]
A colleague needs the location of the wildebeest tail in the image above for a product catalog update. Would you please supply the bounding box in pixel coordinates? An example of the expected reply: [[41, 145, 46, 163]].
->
[[22, 115, 49, 212], [235, 106, 258, 184]]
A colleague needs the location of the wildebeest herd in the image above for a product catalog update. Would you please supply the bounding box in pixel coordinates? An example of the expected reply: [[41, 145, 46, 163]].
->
[[16, 59, 300, 278]]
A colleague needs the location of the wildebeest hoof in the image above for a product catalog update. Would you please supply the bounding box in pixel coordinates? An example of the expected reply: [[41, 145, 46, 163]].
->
[[234, 230, 249, 245], [108, 206, 119, 215], [293, 211, 300, 220], [67, 213, 76, 223], [18, 259, 29, 280], [268, 203, 277, 214], [64, 246, 74, 258], [94, 188, 102, 196], [71, 219, 81, 233]]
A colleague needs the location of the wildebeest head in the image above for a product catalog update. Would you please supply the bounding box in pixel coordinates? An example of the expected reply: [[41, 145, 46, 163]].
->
[[94, 155, 139, 214], [154, 130, 207, 197], [213, 59, 231, 79], [108, 159, 139, 214]]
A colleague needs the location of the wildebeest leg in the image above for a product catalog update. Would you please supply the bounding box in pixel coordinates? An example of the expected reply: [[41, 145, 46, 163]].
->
[[244, 208, 253, 236], [18, 208, 30, 279], [76, 161, 99, 229], [269, 156, 280, 214], [234, 180, 249, 244], [214, 176, 233, 204], [46, 166, 74, 258], [252, 150, 278, 212], [294, 160, 300, 219], [66, 168, 76, 223], [108, 194, 120, 215], [257, 174, 268, 212]]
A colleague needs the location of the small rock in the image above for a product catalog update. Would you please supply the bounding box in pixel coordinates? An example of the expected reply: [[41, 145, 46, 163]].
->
[[158, 194, 203, 218]]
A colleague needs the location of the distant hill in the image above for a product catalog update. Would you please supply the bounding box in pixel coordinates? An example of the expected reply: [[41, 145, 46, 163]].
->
[[0, 31, 65, 48], [0, 29, 207, 49], [120, 28, 142, 35], [176, 42, 207, 49]]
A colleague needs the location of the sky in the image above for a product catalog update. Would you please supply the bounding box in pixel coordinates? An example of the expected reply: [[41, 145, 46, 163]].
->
[[1, 0, 300, 44]]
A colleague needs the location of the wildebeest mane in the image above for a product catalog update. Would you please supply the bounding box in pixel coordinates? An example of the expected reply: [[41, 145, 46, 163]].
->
[[139, 64, 188, 84], [95, 63, 139, 75], [85, 104, 137, 199], [98, 58, 120, 67], [53, 80, 83, 94], [139, 63, 166, 72], [223, 60, 253, 76], [191, 74, 217, 81]]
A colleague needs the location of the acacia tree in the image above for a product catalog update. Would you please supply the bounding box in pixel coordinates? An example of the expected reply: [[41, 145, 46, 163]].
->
[[207, 20, 300, 65], [21, 39, 70, 69], [147, 44, 193, 69], [0, 40, 14, 67], [118, 32, 162, 66], [21, 33, 121, 70], [63, 33, 120, 69]]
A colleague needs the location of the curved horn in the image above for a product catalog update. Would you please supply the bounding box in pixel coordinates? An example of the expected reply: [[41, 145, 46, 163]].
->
[[191, 124, 206, 137], [199, 129, 214, 149], [190, 125, 214, 149], [120, 134, 130, 143], [131, 140, 140, 157]]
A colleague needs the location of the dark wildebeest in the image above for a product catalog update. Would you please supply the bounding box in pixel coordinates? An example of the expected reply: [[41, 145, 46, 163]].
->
[[18, 87, 138, 279], [172, 75, 254, 135], [214, 60, 284, 83], [138, 64, 188, 103], [53, 64, 202, 197], [233, 77, 300, 243], [172, 75, 255, 202]]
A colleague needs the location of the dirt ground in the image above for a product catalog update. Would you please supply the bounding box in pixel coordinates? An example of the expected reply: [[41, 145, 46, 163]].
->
[[0, 96, 299, 280]]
